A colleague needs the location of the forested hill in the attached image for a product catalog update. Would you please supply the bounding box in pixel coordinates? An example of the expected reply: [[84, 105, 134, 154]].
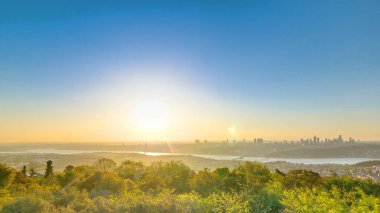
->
[[0, 159, 379, 212]]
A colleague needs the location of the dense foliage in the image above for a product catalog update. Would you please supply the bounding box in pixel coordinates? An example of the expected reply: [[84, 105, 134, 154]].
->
[[0, 160, 379, 212]]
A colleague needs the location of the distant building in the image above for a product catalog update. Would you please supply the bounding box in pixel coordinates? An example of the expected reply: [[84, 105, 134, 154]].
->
[[338, 135, 344, 143], [27, 172, 44, 178], [349, 137, 355, 143], [371, 166, 380, 181], [256, 138, 264, 143]]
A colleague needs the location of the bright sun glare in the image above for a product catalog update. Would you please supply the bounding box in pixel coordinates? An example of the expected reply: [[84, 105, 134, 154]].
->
[[134, 101, 170, 133]]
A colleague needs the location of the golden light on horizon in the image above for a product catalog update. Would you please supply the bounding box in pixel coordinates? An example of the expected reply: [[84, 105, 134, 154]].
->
[[133, 100, 170, 133]]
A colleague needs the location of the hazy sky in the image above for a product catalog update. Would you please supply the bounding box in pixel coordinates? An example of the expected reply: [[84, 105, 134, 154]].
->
[[1, 1, 380, 142]]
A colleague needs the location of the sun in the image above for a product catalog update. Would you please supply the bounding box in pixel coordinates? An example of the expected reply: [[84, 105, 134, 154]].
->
[[134, 101, 170, 133], [228, 126, 236, 135]]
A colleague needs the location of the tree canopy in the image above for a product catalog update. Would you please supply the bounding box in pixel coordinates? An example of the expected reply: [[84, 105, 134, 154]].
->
[[0, 159, 379, 212]]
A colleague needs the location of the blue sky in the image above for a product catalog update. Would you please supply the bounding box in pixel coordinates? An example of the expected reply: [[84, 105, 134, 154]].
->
[[1, 1, 380, 141]]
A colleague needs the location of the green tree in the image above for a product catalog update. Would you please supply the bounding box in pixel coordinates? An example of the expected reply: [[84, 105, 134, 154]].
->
[[13, 171, 33, 185], [324, 175, 380, 197], [73, 165, 95, 179], [2, 196, 56, 213], [93, 158, 116, 172], [283, 169, 321, 189], [205, 192, 249, 213], [29, 167, 36, 177], [115, 160, 144, 181], [21, 165, 27, 176], [141, 161, 194, 193], [213, 167, 239, 192], [191, 168, 221, 196], [57, 165, 78, 187], [281, 187, 348, 213], [45, 160, 54, 178], [79, 171, 127, 197], [233, 162, 272, 191], [248, 191, 283, 213], [176, 191, 209, 212], [351, 188, 380, 212], [0, 164, 16, 189], [64, 165, 74, 173], [53, 188, 96, 212]]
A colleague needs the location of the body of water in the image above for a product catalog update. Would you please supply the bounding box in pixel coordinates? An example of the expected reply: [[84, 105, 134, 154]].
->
[[0, 149, 378, 165]]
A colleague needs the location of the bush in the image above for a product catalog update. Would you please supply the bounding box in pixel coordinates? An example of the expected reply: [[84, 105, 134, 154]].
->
[[283, 169, 321, 189], [116, 160, 145, 181], [233, 162, 272, 191], [141, 161, 193, 193], [2, 196, 56, 213], [0, 164, 16, 189], [205, 192, 249, 213], [79, 171, 127, 197]]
